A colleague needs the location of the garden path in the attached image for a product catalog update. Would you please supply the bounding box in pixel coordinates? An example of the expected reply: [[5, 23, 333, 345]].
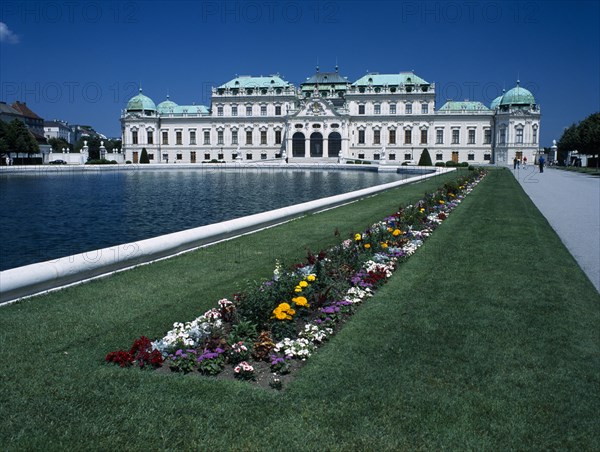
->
[[512, 165, 600, 292]]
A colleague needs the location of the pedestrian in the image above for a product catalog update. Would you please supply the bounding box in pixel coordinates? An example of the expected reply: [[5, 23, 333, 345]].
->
[[539, 155, 545, 173], [513, 157, 518, 169], [523, 156, 527, 167], [517, 158, 521, 169]]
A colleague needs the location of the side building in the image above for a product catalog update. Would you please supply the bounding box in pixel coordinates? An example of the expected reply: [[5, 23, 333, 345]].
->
[[120, 69, 540, 165]]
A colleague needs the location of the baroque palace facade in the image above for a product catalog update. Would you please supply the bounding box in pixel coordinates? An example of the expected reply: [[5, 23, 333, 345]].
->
[[121, 68, 541, 165]]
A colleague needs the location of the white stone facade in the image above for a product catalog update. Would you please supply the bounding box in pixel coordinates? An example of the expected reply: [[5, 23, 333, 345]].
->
[[121, 71, 541, 165]]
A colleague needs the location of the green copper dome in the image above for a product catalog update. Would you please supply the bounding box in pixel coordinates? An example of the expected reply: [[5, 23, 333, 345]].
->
[[500, 82, 535, 106], [490, 94, 503, 110], [126, 89, 156, 111], [157, 96, 178, 113]]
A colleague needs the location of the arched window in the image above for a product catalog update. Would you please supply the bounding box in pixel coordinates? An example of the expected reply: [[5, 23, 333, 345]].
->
[[292, 132, 305, 157], [328, 132, 341, 157], [310, 132, 323, 157]]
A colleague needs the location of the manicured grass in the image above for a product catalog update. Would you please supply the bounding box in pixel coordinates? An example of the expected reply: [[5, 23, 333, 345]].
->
[[552, 165, 600, 176], [1, 169, 598, 450]]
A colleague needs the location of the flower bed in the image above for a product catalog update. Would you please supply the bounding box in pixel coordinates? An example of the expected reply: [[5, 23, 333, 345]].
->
[[106, 169, 486, 389]]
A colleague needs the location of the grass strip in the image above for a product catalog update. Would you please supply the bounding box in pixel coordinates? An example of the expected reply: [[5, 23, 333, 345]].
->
[[0, 168, 598, 450]]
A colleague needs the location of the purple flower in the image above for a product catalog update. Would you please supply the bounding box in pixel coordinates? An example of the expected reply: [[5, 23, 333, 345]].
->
[[214, 347, 225, 354]]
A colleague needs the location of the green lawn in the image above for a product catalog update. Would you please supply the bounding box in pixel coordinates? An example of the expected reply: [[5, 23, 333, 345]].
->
[[1, 168, 598, 450]]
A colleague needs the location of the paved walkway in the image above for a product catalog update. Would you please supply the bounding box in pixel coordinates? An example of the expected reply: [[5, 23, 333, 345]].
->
[[512, 165, 600, 292]]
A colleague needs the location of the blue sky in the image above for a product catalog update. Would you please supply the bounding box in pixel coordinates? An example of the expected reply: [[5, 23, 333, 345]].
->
[[1, 0, 598, 146]]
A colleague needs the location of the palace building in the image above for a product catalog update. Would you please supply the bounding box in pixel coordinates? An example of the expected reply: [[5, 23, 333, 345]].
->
[[120, 68, 540, 165]]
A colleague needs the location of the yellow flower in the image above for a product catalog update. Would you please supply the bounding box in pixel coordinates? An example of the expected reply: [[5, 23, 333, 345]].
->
[[354, 233, 362, 241], [292, 296, 309, 307], [294, 286, 302, 293], [299, 280, 308, 288], [364, 243, 371, 249], [419, 208, 425, 212], [381, 242, 388, 248], [439, 200, 445, 204], [392, 229, 402, 236], [387, 227, 393, 232], [307, 274, 316, 282], [272, 302, 296, 320]]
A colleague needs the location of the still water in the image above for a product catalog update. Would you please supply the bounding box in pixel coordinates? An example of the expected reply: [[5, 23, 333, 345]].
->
[[0, 167, 408, 270]]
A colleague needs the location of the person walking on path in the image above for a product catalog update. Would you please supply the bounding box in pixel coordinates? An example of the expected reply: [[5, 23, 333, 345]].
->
[[514, 157, 518, 169], [523, 156, 527, 167], [539, 155, 545, 173]]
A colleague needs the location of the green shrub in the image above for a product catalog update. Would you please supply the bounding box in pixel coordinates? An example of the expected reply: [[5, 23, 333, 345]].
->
[[418, 148, 433, 166], [435, 162, 446, 167], [139, 148, 150, 164], [126, 160, 132, 164], [445, 161, 456, 167], [460, 162, 469, 167]]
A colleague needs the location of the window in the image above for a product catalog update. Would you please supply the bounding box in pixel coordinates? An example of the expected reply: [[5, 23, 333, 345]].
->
[[204, 153, 210, 160], [405, 153, 412, 160], [231, 130, 238, 145], [468, 153, 475, 161], [468, 129, 475, 144], [217, 106, 223, 116], [149, 153, 154, 160], [436, 153, 443, 161], [358, 153, 365, 159], [246, 106, 252, 116], [406, 103, 412, 114], [374, 153, 380, 160], [203, 131, 210, 145], [420, 129, 427, 144], [422, 103, 429, 114], [436, 129, 444, 144], [176, 153, 182, 160], [389, 153, 396, 160], [162, 131, 168, 145], [358, 104, 365, 114], [374, 104, 381, 115], [484, 153, 491, 161], [516, 127, 523, 144], [146, 131, 153, 144], [275, 105, 281, 115], [190, 130, 196, 145], [374, 130, 381, 145], [246, 130, 252, 145], [532, 127, 538, 144], [261, 105, 267, 116], [499, 127, 506, 144], [275, 130, 282, 144], [484, 129, 491, 144], [452, 129, 459, 144], [358, 130, 365, 144], [246, 153, 253, 160], [218, 153, 224, 160], [232, 105, 238, 116], [217, 130, 224, 145], [404, 129, 412, 144], [390, 104, 396, 114], [176, 131, 182, 145], [261, 153, 267, 160], [389, 129, 396, 144], [260, 130, 267, 145], [132, 130, 138, 144]]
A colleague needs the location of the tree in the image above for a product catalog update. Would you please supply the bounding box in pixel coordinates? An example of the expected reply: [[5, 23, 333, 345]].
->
[[578, 112, 600, 155], [139, 147, 149, 164], [0, 120, 9, 158], [418, 148, 432, 166], [48, 137, 72, 152], [7, 118, 39, 158]]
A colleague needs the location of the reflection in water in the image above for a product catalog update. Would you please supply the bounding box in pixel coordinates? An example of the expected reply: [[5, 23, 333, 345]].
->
[[0, 168, 405, 270]]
